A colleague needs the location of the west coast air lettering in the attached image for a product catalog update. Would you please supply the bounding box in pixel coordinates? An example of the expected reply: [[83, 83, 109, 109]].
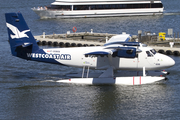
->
[[27, 53, 71, 60]]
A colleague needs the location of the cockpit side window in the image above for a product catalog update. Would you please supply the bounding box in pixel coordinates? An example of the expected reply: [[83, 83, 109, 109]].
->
[[146, 51, 153, 57], [150, 49, 156, 55]]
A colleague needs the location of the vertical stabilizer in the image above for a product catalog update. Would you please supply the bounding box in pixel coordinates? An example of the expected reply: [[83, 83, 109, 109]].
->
[[5, 12, 39, 59]]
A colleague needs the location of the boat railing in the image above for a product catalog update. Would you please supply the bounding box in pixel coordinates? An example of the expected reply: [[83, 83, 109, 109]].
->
[[32, 7, 71, 11], [32, 7, 47, 11]]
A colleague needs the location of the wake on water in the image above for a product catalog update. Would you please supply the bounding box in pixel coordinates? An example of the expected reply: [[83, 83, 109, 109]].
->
[[163, 10, 180, 16]]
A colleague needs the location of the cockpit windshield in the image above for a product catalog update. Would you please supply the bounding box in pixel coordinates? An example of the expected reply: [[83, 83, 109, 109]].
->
[[146, 49, 156, 57], [150, 49, 156, 55], [146, 51, 153, 57]]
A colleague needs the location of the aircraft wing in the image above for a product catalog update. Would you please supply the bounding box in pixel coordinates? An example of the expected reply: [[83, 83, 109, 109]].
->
[[84, 50, 115, 56], [85, 46, 138, 58], [104, 41, 142, 58], [104, 42, 140, 47], [85, 33, 142, 58]]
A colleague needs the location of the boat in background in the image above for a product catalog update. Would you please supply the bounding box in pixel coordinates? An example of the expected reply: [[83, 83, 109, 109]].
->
[[32, 0, 164, 19]]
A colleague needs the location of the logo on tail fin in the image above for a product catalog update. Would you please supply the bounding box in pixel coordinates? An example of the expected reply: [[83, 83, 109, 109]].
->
[[6, 23, 30, 39]]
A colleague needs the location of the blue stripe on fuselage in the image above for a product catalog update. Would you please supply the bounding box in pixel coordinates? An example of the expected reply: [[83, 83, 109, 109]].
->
[[26, 49, 71, 65]]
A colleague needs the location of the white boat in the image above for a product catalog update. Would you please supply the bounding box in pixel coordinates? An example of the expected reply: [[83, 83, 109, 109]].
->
[[32, 0, 164, 19]]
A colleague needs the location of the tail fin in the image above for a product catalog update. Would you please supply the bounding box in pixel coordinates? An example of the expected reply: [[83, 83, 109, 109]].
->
[[5, 12, 39, 60]]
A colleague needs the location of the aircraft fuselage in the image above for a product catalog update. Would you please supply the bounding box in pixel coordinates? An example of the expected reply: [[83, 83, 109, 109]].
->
[[27, 46, 174, 71]]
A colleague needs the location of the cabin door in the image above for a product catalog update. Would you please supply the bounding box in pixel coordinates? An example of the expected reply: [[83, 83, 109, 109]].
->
[[118, 48, 139, 69]]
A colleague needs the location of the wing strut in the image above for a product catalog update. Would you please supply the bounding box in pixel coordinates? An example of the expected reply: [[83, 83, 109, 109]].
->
[[82, 66, 90, 78], [143, 66, 146, 77]]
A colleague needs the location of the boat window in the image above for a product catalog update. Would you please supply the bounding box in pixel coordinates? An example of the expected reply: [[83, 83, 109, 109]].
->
[[73, 3, 163, 11], [91, 5, 95, 9], [122, 4, 127, 8], [150, 49, 156, 55], [48, 5, 71, 11], [151, 3, 163, 8], [112, 5, 116, 8], [146, 51, 153, 57], [98, 5, 103, 9], [119, 4, 123, 8]]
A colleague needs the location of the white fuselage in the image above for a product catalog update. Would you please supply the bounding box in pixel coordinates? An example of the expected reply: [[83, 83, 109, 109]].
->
[[34, 45, 174, 71], [5, 12, 174, 85]]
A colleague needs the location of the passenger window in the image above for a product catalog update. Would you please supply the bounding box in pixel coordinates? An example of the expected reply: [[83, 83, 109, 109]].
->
[[126, 49, 133, 54]]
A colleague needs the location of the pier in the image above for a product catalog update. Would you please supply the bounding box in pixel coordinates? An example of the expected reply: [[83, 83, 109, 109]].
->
[[34, 32, 180, 56], [35, 32, 117, 47]]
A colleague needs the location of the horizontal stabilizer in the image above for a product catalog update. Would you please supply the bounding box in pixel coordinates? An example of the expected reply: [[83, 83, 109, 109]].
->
[[22, 43, 33, 47], [12, 42, 33, 48]]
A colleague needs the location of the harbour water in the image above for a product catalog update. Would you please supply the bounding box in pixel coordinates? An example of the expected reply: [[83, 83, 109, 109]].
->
[[1, 0, 180, 119]]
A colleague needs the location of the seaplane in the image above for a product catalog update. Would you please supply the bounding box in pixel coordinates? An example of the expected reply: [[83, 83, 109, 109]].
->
[[5, 12, 175, 85]]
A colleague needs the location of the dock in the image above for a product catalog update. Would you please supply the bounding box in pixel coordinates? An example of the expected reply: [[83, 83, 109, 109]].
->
[[148, 46, 180, 56], [35, 32, 117, 47], [34, 32, 180, 56]]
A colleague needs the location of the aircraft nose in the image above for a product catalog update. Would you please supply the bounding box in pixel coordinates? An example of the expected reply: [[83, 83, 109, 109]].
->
[[157, 54, 175, 68], [168, 57, 175, 67], [164, 55, 175, 67]]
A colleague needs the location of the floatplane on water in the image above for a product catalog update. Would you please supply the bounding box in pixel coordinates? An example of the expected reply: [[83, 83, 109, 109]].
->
[[5, 12, 175, 85]]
